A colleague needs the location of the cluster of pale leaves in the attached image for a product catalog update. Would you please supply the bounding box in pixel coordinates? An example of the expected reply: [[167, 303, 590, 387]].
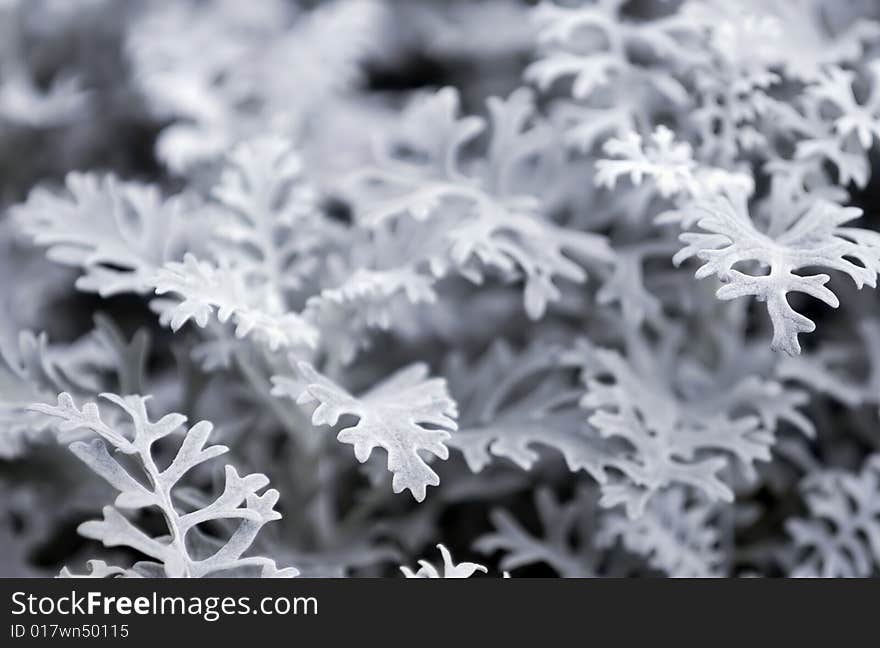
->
[[2, 0, 880, 579]]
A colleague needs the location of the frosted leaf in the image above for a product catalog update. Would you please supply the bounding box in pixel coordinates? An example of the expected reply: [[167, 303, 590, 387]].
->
[[129, 0, 386, 171], [211, 136, 328, 294], [551, 102, 638, 154], [707, 0, 880, 83], [528, 51, 624, 102], [400, 544, 488, 578], [0, 330, 72, 457], [4, 0, 880, 583], [683, 2, 784, 70], [596, 127, 697, 199], [447, 341, 622, 484], [31, 393, 297, 578], [451, 397, 618, 482], [450, 329, 805, 520], [346, 87, 613, 320], [760, 89, 875, 201], [149, 136, 341, 357], [595, 243, 669, 328], [88, 315, 151, 397], [807, 64, 880, 150], [276, 362, 458, 501], [577, 330, 809, 518], [676, 3, 794, 163], [668, 192, 880, 355], [761, 156, 851, 225], [12, 173, 187, 296], [360, 87, 485, 199], [596, 126, 754, 200], [598, 487, 724, 578], [786, 454, 880, 578], [794, 136, 872, 190], [153, 253, 319, 352], [768, 88, 876, 192], [303, 267, 437, 364], [309, 268, 437, 316], [476, 488, 599, 577], [526, 0, 697, 156], [0, 323, 137, 457], [526, 0, 699, 100]]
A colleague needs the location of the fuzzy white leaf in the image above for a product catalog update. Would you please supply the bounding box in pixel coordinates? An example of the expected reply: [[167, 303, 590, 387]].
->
[[283, 362, 458, 501], [33, 393, 296, 578], [670, 193, 880, 355]]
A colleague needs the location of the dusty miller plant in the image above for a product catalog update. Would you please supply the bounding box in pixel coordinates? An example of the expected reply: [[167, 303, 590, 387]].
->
[[1, 0, 880, 578]]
